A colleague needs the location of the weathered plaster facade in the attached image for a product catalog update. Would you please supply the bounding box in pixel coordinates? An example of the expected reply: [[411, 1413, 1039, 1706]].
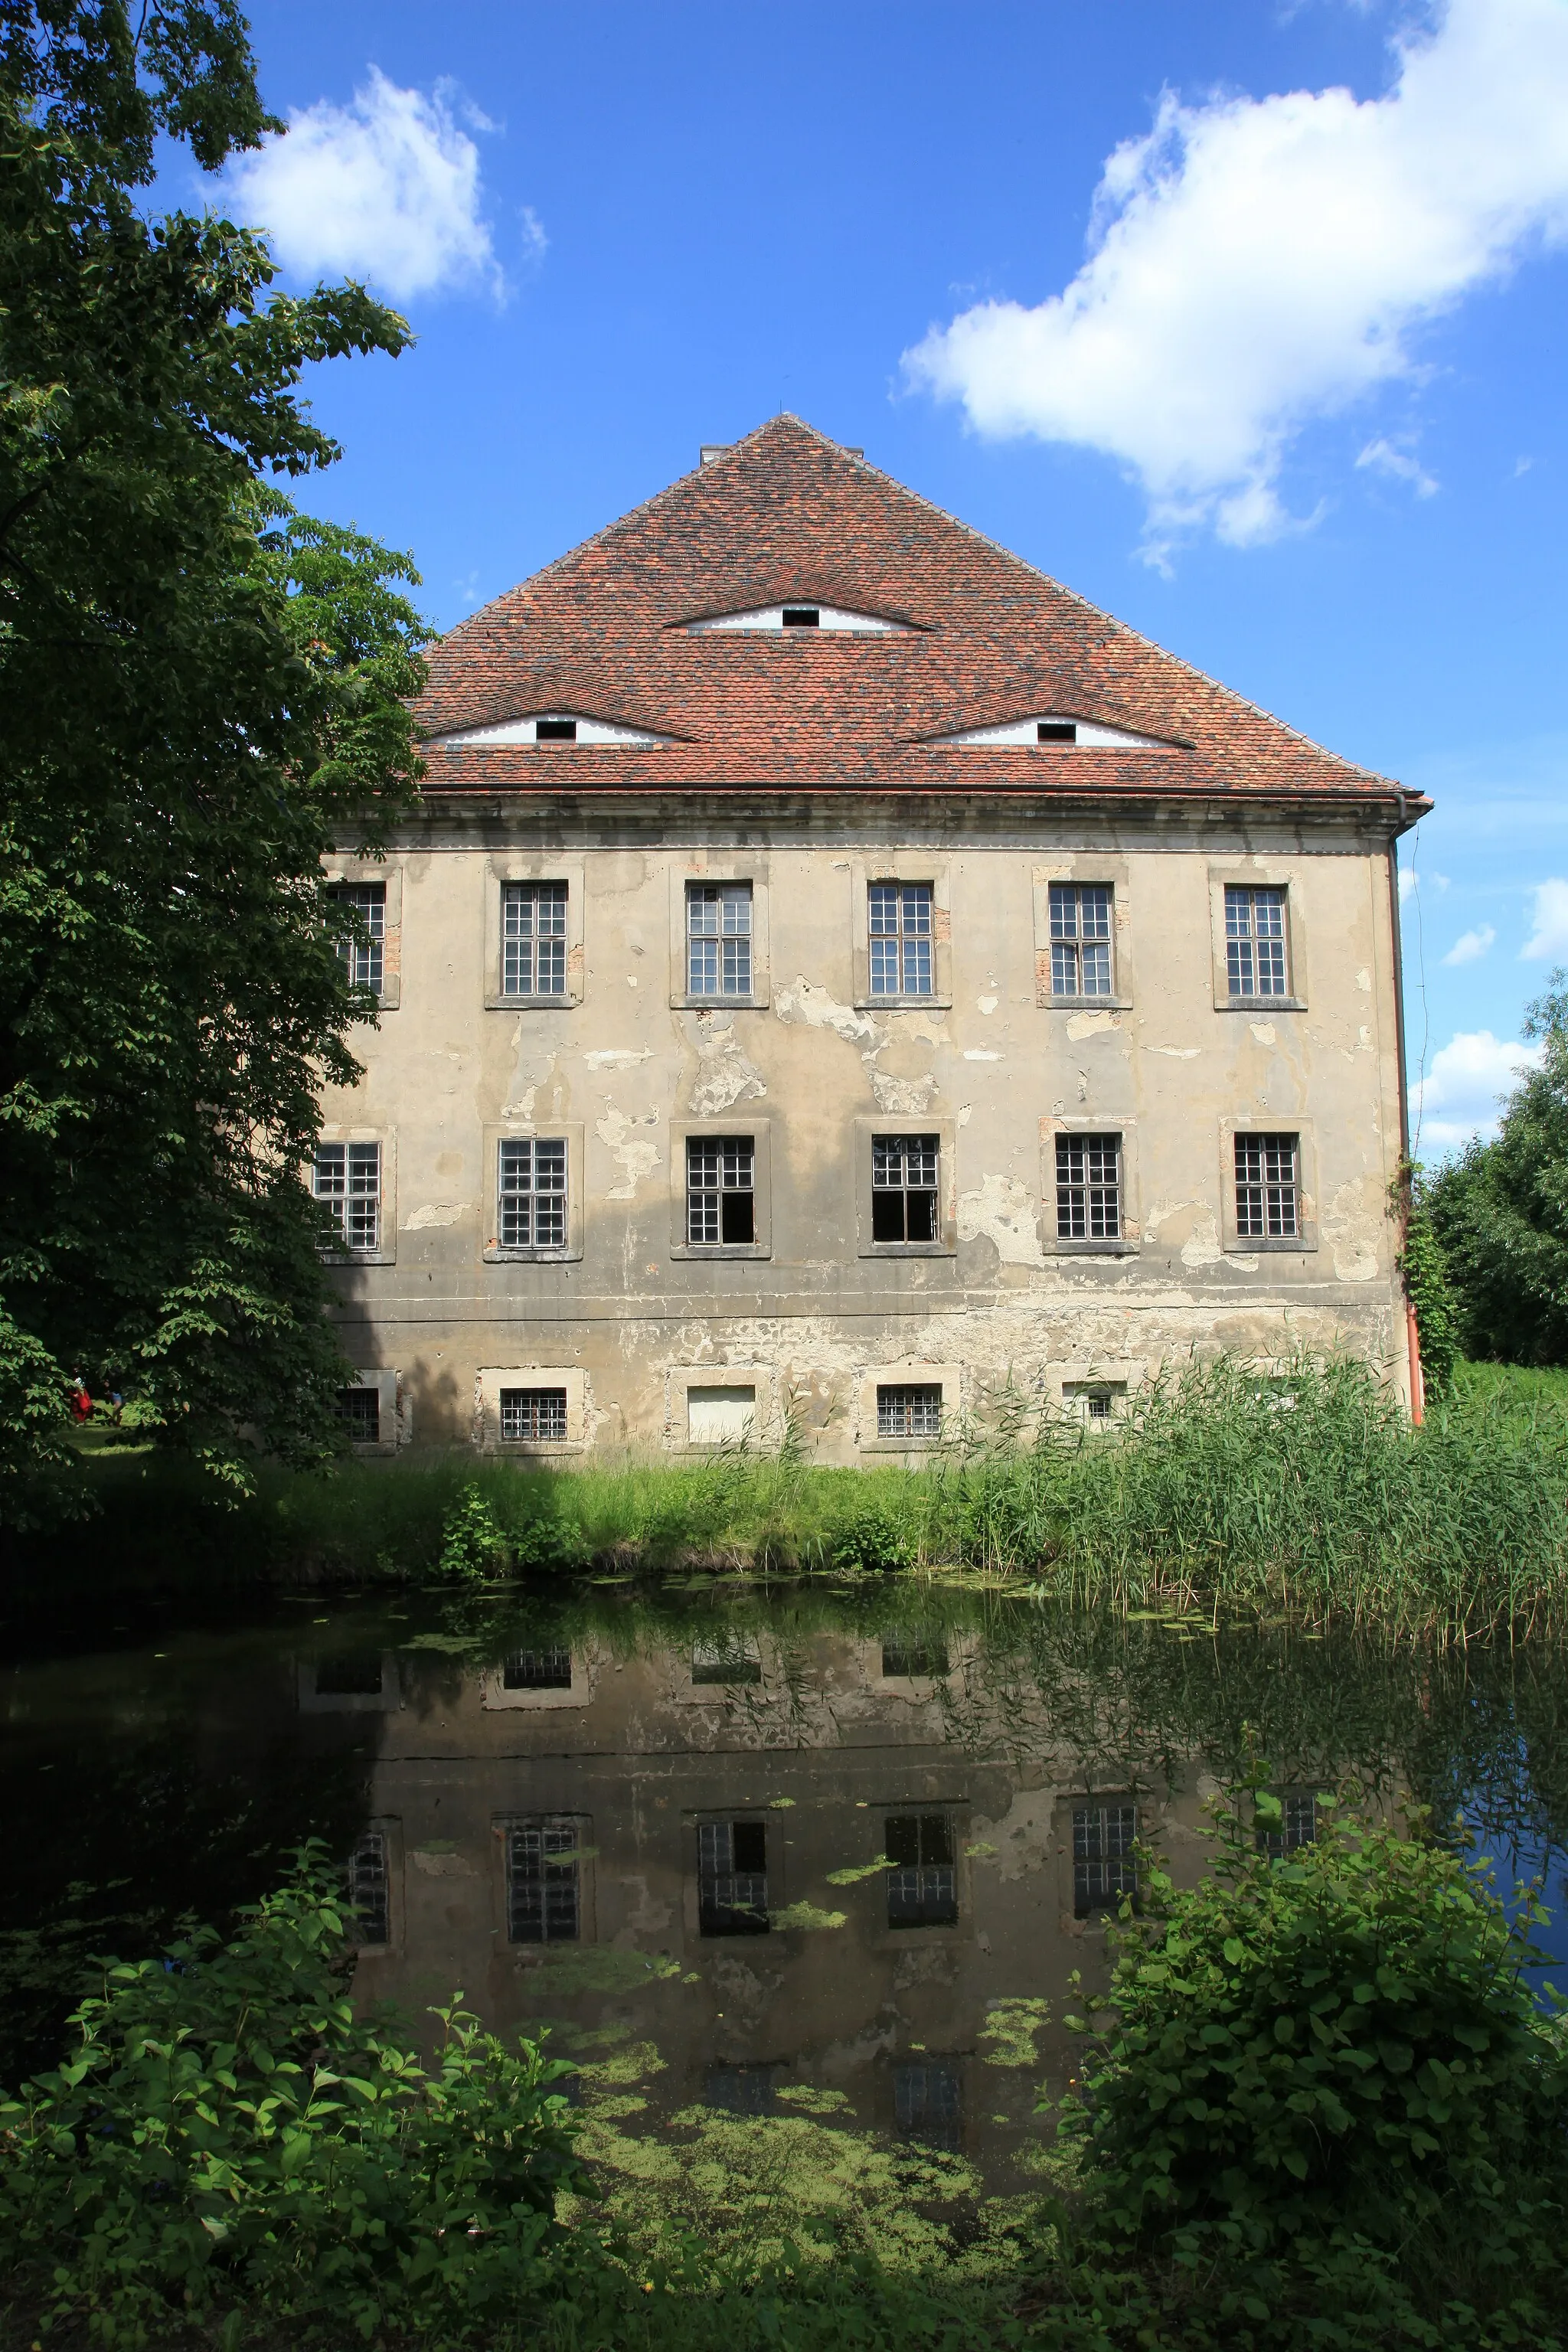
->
[[322, 420, 1423, 1455]]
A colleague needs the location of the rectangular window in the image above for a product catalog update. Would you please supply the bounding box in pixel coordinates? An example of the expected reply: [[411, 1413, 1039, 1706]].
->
[[502, 880, 568, 997], [330, 881, 385, 995], [1073, 1802, 1138, 1917], [498, 1138, 567, 1248], [686, 1135, 755, 1244], [688, 1386, 756, 1443], [335, 1386, 381, 1443], [881, 1637, 949, 1678], [687, 882, 753, 997], [1048, 883, 1112, 997], [535, 717, 577, 741], [1234, 1132, 1299, 1239], [704, 2063, 778, 2113], [877, 1383, 942, 1439], [314, 1141, 380, 1253], [869, 881, 933, 996], [1055, 1133, 1122, 1240], [885, 1812, 957, 1928], [503, 1646, 573, 1690], [871, 1133, 939, 1243], [348, 1828, 390, 1945], [315, 1651, 384, 1697], [691, 1635, 762, 1686], [499, 1387, 568, 1442], [508, 1818, 580, 1943], [1037, 721, 1076, 745], [1260, 1793, 1319, 1857], [1224, 884, 1289, 998], [894, 2060, 962, 2149], [698, 1818, 769, 1936]]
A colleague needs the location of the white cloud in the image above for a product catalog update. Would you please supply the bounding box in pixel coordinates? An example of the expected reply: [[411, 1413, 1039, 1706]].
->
[[1398, 866, 1450, 903], [903, 0, 1568, 558], [1357, 436, 1439, 496], [225, 68, 508, 301], [1411, 1028, 1540, 1151], [1442, 923, 1496, 965], [1522, 876, 1568, 959]]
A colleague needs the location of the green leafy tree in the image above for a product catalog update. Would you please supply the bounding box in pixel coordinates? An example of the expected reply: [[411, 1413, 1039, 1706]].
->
[[1425, 974, 1568, 1365], [0, 2, 429, 1521]]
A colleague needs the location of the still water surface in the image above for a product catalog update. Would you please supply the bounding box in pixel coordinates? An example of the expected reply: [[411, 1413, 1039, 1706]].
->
[[4, 1577, 1566, 2208]]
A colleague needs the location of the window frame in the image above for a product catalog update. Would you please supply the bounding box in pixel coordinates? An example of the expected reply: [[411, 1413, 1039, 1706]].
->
[[1068, 1795, 1142, 1921], [1207, 864, 1308, 1011], [668, 1119, 773, 1259], [346, 1818, 403, 1953], [855, 1116, 956, 1257], [322, 857, 401, 1011], [498, 1812, 593, 1946], [691, 1814, 774, 1938], [851, 858, 953, 1009], [1219, 1118, 1318, 1253], [480, 1640, 598, 1712], [1032, 859, 1132, 1010], [857, 1361, 962, 1453], [665, 1365, 778, 1451], [484, 855, 586, 1010], [1039, 1116, 1142, 1256], [475, 1365, 589, 1452], [312, 1126, 396, 1265], [482, 1124, 585, 1263], [335, 1367, 402, 1455], [669, 861, 770, 1008]]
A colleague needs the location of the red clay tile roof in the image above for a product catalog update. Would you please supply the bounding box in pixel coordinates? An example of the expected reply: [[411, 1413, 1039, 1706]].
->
[[413, 416, 1417, 809]]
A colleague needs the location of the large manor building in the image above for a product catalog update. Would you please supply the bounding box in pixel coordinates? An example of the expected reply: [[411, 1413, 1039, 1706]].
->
[[319, 416, 1426, 1458]]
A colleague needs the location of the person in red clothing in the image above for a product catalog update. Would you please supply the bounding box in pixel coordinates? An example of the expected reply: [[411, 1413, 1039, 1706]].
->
[[68, 1378, 92, 1424]]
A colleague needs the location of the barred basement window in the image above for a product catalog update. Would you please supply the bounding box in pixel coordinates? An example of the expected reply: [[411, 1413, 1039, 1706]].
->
[[508, 1819, 580, 1943], [877, 1383, 942, 1439], [348, 1828, 390, 1945], [335, 1386, 381, 1443], [698, 1819, 769, 1936], [885, 1812, 957, 1928], [502, 880, 568, 995], [499, 1387, 568, 1442], [687, 1135, 754, 1244], [1224, 884, 1289, 998], [1048, 883, 1112, 995], [869, 881, 933, 995], [704, 2063, 779, 2113], [1073, 1802, 1138, 1916], [895, 2060, 962, 2150], [1234, 1132, 1299, 1238], [498, 1138, 567, 1248], [881, 1636, 949, 1677], [330, 881, 385, 995], [503, 1646, 573, 1689], [314, 1142, 381, 1252], [1260, 1792, 1319, 1857], [687, 882, 753, 997], [1055, 1132, 1122, 1240], [871, 1133, 939, 1243], [314, 1651, 384, 1697], [691, 1635, 762, 1686]]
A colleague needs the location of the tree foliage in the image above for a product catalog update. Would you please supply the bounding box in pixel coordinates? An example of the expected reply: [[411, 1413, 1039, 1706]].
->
[[0, 1, 430, 1521]]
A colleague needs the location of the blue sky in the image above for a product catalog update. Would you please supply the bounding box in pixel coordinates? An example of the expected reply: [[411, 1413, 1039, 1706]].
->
[[196, 0, 1568, 1154]]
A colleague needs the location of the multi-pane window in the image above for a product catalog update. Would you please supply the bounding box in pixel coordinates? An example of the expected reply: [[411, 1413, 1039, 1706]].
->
[[704, 2063, 779, 2114], [869, 881, 933, 996], [687, 1136, 755, 1244], [886, 1813, 957, 1928], [498, 1138, 567, 1248], [314, 1142, 380, 1253], [502, 880, 568, 997], [335, 1386, 381, 1443], [1055, 1133, 1122, 1240], [1224, 885, 1289, 998], [508, 1818, 581, 1943], [1073, 1802, 1138, 1917], [877, 1384, 942, 1439], [881, 1637, 949, 1678], [871, 1134, 939, 1243], [687, 882, 753, 997], [1260, 1793, 1319, 1857], [698, 1819, 769, 1936], [895, 2060, 962, 2151], [330, 882, 385, 995], [1234, 1133, 1299, 1239], [499, 1387, 568, 1442], [348, 1828, 390, 1945], [503, 1645, 573, 1689], [1048, 883, 1112, 998]]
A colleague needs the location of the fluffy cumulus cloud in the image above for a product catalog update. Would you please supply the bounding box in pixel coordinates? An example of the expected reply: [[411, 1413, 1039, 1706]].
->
[[1442, 923, 1496, 966], [903, 0, 1568, 558], [1522, 876, 1568, 960], [1411, 1029, 1541, 1152], [225, 69, 508, 301]]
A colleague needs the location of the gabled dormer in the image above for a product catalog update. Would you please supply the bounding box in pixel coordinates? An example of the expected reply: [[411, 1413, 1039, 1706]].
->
[[926, 711, 1174, 750], [683, 601, 910, 635], [425, 710, 673, 748]]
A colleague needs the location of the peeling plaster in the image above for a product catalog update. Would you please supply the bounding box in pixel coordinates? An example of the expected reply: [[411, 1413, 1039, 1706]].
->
[[1065, 1009, 1120, 1042], [970, 1786, 1055, 1881], [963, 1048, 1002, 1062], [958, 1103, 973, 1127], [886, 1005, 949, 1047], [977, 994, 999, 1015], [596, 1102, 662, 1197], [1356, 967, 1373, 993], [1148, 1045, 1200, 1059], [402, 1201, 473, 1230], [1249, 1022, 1277, 1046], [774, 975, 879, 1047], [687, 1012, 768, 1116], [585, 1048, 653, 1070], [1324, 1178, 1380, 1282], [958, 1174, 1044, 1266], [871, 1069, 938, 1114]]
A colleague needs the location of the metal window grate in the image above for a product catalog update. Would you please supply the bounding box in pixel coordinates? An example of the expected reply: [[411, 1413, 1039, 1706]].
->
[[881, 1637, 949, 1678], [877, 1383, 942, 1439], [1055, 1132, 1122, 1239], [1073, 1802, 1138, 1916], [871, 1133, 939, 1243], [314, 1141, 380, 1252], [348, 1828, 390, 1943], [895, 2060, 962, 2149], [503, 1646, 573, 1689], [499, 1387, 568, 1442], [502, 880, 568, 995], [330, 882, 385, 994], [698, 1818, 769, 1936], [507, 1818, 580, 1943], [498, 1138, 567, 1248], [1234, 1132, 1299, 1238], [686, 1135, 755, 1245], [687, 883, 753, 997], [335, 1386, 381, 1443], [869, 880, 934, 996], [1224, 885, 1288, 998], [885, 1812, 957, 1927], [1261, 1793, 1319, 1857], [1048, 882, 1112, 997]]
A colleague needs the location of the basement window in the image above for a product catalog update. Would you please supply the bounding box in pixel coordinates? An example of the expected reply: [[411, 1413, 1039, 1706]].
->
[[348, 1828, 391, 1945], [877, 1383, 942, 1439], [1037, 720, 1077, 743], [691, 1635, 763, 1686], [1073, 1802, 1139, 1917], [895, 2060, 962, 2150], [314, 1651, 385, 1698], [885, 1812, 957, 1928], [503, 1647, 573, 1690], [881, 1637, 949, 1678], [781, 606, 820, 628], [534, 717, 577, 741], [335, 1386, 381, 1444], [499, 1387, 568, 1442], [704, 2063, 779, 2115], [508, 1818, 580, 1943]]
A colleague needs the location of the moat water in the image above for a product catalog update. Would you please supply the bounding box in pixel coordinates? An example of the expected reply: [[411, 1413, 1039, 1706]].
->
[[3, 1578, 1565, 2224]]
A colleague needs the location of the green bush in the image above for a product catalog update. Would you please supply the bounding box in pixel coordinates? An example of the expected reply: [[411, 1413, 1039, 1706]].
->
[[830, 1494, 916, 1573], [0, 1851, 583, 2345]]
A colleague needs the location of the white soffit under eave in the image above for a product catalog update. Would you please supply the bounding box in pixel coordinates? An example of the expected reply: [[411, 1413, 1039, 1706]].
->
[[426, 711, 673, 747], [686, 603, 907, 634], [931, 714, 1171, 748]]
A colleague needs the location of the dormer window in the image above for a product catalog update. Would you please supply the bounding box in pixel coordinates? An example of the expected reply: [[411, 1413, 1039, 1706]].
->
[[782, 606, 820, 629], [1037, 721, 1076, 744], [684, 602, 908, 635], [426, 710, 670, 748], [535, 717, 577, 742], [928, 711, 1170, 750]]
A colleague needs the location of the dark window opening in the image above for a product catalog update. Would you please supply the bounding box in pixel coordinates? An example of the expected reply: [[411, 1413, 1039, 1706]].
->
[[348, 1828, 390, 1945], [535, 717, 577, 740], [895, 2060, 961, 2150], [781, 606, 819, 628], [1037, 720, 1077, 743], [508, 1818, 580, 1942], [687, 1136, 755, 1246], [871, 1134, 939, 1243], [1260, 1792, 1320, 1857], [881, 1637, 949, 1678], [503, 1646, 573, 1690], [699, 1818, 769, 1935], [335, 1386, 381, 1443], [314, 1651, 384, 1697], [886, 1812, 957, 1928], [704, 2062, 779, 2115], [1073, 1802, 1138, 1916], [500, 1387, 568, 1442], [1086, 1390, 1112, 1422]]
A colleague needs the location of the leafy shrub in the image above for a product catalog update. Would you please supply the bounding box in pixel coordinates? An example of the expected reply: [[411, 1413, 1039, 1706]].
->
[[0, 1851, 583, 2344], [438, 1482, 511, 1579], [511, 1511, 591, 1572], [831, 1497, 915, 1573]]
